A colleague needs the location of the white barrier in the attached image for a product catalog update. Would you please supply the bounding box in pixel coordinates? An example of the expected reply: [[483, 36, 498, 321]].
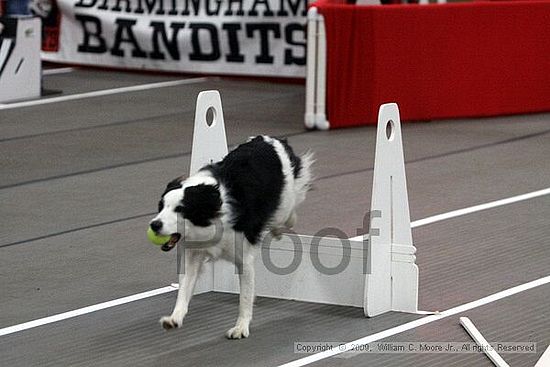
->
[[0, 17, 41, 103], [365, 103, 418, 315], [186, 91, 419, 316], [305, 7, 329, 130]]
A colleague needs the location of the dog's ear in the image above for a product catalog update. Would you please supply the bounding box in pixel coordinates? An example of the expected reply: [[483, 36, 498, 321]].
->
[[182, 184, 222, 226], [162, 176, 185, 196]]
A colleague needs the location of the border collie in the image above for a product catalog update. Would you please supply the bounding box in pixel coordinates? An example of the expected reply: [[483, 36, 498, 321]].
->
[[149, 136, 313, 339]]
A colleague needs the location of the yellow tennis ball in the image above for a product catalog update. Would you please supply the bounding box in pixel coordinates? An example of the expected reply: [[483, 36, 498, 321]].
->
[[147, 227, 170, 246]]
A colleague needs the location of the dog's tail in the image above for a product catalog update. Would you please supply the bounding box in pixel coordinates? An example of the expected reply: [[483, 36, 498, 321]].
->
[[294, 151, 314, 206]]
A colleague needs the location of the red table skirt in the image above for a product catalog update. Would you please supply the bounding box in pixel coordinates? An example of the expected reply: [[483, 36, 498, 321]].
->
[[315, 0, 550, 127]]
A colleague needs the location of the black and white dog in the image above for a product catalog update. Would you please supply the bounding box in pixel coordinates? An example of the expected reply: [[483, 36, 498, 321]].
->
[[149, 136, 312, 339]]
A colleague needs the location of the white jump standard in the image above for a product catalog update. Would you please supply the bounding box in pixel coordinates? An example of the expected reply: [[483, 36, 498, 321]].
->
[[163, 91, 420, 337], [0, 17, 41, 103]]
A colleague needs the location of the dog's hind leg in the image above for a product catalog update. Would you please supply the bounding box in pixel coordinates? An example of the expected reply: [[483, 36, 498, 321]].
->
[[160, 248, 204, 330], [285, 210, 297, 228], [226, 251, 255, 339], [270, 211, 297, 240]]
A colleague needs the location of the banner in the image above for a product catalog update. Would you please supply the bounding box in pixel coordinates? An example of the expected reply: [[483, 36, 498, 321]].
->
[[41, 0, 308, 77]]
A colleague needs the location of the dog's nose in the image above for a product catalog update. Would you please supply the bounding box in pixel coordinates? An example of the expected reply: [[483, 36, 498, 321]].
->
[[150, 220, 163, 233]]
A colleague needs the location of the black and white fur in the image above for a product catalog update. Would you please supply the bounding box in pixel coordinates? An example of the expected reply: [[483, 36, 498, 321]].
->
[[149, 136, 313, 339]]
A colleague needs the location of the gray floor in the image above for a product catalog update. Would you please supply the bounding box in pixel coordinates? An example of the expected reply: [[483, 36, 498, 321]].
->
[[1, 68, 549, 366]]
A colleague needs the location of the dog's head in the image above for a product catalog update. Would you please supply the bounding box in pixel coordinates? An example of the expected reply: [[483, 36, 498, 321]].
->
[[149, 173, 223, 252]]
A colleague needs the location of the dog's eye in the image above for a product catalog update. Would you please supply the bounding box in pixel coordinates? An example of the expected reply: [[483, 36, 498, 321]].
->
[[175, 205, 184, 213], [158, 200, 164, 212]]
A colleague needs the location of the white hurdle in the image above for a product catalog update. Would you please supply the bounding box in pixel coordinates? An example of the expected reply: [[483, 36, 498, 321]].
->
[[305, 7, 329, 130], [365, 103, 418, 315], [185, 91, 419, 316], [0, 17, 42, 103]]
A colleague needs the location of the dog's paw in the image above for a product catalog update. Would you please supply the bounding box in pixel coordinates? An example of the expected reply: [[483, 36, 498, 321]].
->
[[225, 324, 250, 339], [160, 315, 182, 330], [270, 228, 283, 241]]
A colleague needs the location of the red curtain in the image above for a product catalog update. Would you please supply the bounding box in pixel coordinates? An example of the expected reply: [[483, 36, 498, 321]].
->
[[316, 1, 550, 127]]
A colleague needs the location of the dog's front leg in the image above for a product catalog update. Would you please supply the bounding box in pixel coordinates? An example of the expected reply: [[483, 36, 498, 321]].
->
[[160, 248, 204, 330], [226, 256, 255, 339]]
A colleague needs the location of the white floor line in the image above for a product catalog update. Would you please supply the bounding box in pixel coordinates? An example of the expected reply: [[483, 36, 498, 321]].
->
[[0, 285, 177, 337], [278, 275, 550, 367], [0, 77, 211, 111], [350, 187, 550, 241], [410, 187, 550, 228], [1, 187, 549, 338], [42, 67, 76, 76]]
